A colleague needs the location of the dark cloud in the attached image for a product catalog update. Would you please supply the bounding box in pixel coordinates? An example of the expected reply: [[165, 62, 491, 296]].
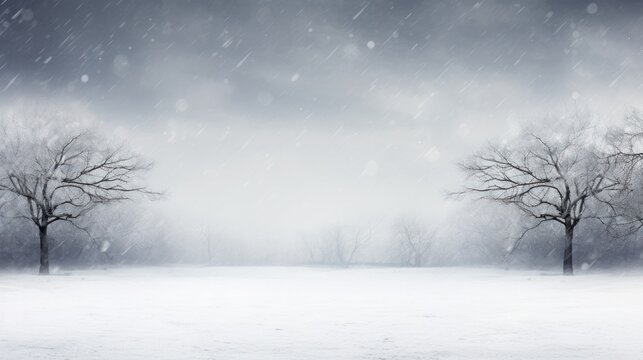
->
[[0, 0, 642, 237]]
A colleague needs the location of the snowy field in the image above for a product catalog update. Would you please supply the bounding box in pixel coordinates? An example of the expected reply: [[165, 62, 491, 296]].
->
[[2, 266, 643, 359]]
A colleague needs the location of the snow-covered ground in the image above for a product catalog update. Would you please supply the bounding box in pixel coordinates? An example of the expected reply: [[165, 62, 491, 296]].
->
[[1, 266, 643, 359]]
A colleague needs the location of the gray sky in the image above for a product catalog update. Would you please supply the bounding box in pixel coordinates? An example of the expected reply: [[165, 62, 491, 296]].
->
[[1, 0, 643, 239]]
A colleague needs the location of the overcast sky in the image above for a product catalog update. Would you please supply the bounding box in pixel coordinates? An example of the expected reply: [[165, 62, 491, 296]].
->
[[1, 0, 643, 240]]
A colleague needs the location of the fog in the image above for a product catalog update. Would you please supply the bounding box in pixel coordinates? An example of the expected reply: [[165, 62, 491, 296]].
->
[[7, 2, 643, 359], [1, 0, 643, 269]]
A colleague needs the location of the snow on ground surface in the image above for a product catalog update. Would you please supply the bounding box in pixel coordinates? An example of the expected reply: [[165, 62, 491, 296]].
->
[[1, 266, 643, 359]]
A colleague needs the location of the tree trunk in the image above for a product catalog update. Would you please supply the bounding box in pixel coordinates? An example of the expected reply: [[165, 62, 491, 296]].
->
[[207, 237, 212, 265], [563, 223, 574, 276], [39, 226, 49, 275], [414, 254, 422, 267]]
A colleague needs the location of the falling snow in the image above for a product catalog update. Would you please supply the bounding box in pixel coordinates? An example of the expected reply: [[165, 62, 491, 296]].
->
[[587, 3, 598, 14], [175, 98, 189, 112], [0, 1, 641, 358]]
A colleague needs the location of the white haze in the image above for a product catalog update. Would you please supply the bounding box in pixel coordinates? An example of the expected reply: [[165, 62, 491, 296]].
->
[[1, 1, 643, 255]]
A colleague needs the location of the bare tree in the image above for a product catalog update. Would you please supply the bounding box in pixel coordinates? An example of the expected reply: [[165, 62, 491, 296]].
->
[[605, 112, 643, 229], [610, 112, 643, 158], [309, 226, 371, 267], [391, 219, 434, 267], [0, 116, 157, 274], [458, 119, 631, 275]]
